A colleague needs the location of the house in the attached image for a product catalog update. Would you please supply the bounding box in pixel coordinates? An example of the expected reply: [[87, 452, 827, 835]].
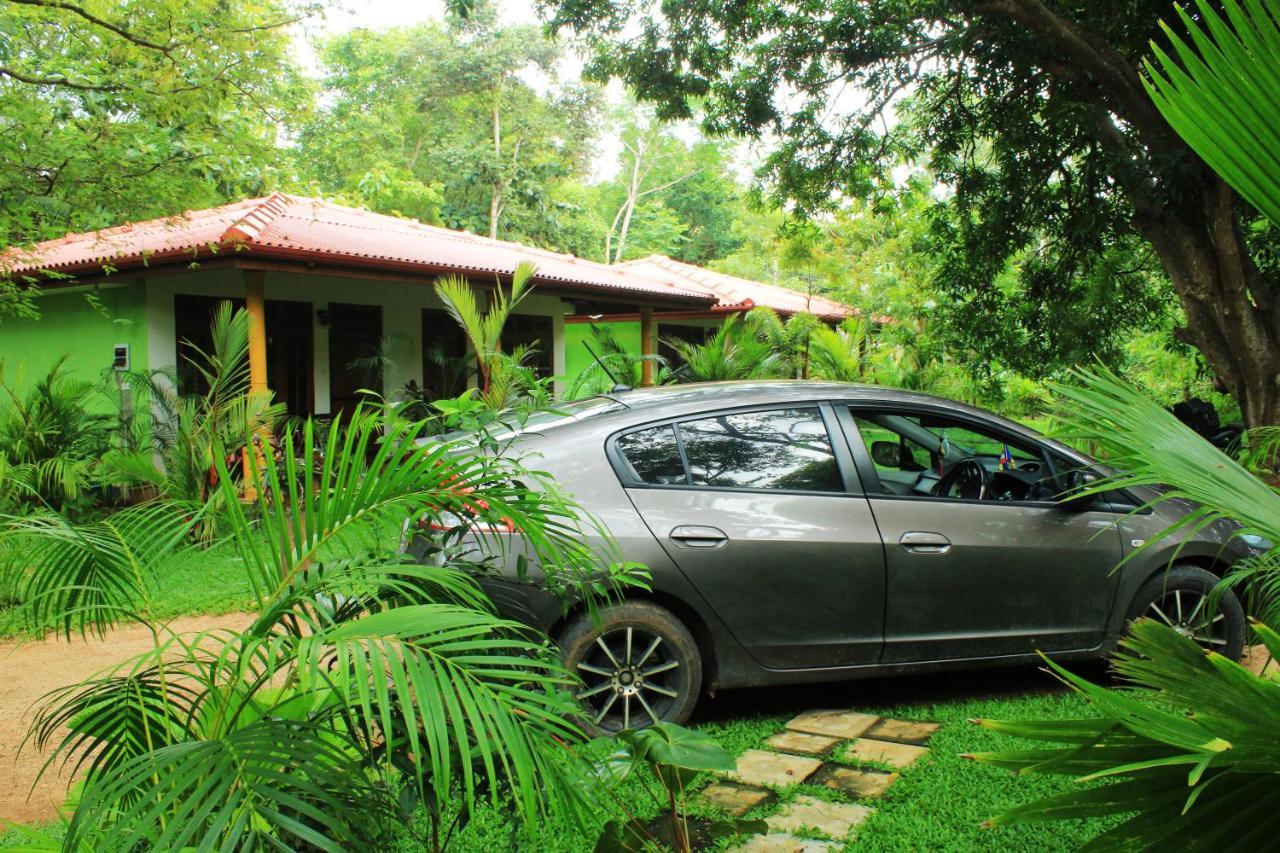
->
[[0, 193, 719, 415], [564, 254, 873, 385]]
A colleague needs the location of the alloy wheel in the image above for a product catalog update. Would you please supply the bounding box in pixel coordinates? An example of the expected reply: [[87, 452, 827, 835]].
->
[[1146, 589, 1230, 651], [574, 626, 682, 731]]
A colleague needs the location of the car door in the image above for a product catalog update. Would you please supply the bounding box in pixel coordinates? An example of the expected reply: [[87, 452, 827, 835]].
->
[[610, 403, 886, 669], [839, 404, 1124, 663]]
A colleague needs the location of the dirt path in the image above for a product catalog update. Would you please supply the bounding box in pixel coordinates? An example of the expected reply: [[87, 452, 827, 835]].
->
[[0, 612, 253, 825]]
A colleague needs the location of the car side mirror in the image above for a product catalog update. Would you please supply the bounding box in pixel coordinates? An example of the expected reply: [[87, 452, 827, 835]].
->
[[870, 441, 901, 468], [1056, 469, 1100, 510]]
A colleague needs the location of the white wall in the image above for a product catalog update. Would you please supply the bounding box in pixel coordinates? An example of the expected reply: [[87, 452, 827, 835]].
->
[[144, 267, 571, 410]]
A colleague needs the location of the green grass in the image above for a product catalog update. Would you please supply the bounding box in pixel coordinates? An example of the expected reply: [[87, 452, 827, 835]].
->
[[383, 669, 1116, 851], [0, 539, 254, 639]]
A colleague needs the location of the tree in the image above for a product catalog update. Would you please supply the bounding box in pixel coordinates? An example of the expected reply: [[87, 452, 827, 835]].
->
[[297, 9, 601, 245], [593, 109, 745, 264], [544, 0, 1280, 425], [0, 0, 313, 315]]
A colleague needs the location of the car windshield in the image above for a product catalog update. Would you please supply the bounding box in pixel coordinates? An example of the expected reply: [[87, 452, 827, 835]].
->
[[436, 395, 627, 443]]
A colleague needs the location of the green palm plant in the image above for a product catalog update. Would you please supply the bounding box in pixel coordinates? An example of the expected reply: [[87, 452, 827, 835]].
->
[[744, 306, 822, 379], [969, 366, 1280, 845], [9, 409, 638, 849], [0, 358, 115, 512], [435, 261, 536, 409], [808, 316, 875, 383], [100, 303, 284, 520], [665, 315, 783, 382], [1142, 0, 1280, 227], [567, 324, 668, 398]]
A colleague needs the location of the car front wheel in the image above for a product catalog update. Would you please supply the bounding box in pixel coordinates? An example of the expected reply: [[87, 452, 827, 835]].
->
[[559, 600, 702, 733], [1124, 565, 1246, 660]]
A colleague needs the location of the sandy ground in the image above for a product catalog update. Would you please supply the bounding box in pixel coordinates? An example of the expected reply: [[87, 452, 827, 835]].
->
[[0, 613, 252, 825]]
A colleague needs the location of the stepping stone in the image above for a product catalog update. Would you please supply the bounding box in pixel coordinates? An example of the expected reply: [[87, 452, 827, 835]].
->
[[766, 794, 874, 839], [732, 833, 835, 852], [809, 764, 899, 799], [786, 709, 879, 740], [700, 781, 776, 817], [727, 749, 823, 788], [866, 718, 940, 745], [843, 738, 930, 769], [765, 730, 841, 757]]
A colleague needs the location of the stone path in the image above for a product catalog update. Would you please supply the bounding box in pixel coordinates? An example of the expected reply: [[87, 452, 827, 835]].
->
[[696, 709, 940, 851]]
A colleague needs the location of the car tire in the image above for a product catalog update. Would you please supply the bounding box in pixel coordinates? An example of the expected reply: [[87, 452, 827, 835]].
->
[[1124, 565, 1246, 660], [559, 600, 702, 733]]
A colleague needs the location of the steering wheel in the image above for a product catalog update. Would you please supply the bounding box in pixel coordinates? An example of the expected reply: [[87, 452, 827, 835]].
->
[[934, 457, 991, 500]]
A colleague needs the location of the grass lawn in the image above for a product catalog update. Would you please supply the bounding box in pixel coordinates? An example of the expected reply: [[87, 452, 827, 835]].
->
[[384, 668, 1116, 851]]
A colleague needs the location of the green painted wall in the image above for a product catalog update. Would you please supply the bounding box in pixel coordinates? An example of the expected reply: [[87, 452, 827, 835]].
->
[[0, 284, 149, 393], [565, 321, 642, 390]]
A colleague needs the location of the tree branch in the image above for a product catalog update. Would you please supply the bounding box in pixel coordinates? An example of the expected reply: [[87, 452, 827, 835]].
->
[[4, 0, 173, 53], [0, 65, 121, 91]]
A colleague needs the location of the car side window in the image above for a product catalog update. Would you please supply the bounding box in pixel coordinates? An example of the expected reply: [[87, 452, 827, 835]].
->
[[851, 409, 1054, 502], [615, 407, 843, 493], [679, 408, 842, 492], [616, 424, 687, 485]]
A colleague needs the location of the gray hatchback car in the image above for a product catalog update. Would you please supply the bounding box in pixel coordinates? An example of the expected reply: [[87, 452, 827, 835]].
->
[[411, 381, 1251, 731]]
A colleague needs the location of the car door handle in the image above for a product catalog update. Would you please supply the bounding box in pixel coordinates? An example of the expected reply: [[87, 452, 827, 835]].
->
[[670, 525, 729, 548], [899, 531, 952, 555]]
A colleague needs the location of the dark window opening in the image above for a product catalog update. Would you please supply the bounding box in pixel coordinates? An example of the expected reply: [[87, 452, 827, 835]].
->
[[501, 314, 554, 378], [421, 308, 469, 401]]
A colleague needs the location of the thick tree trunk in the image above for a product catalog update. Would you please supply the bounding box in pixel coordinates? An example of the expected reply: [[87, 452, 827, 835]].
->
[[1131, 179, 1280, 426]]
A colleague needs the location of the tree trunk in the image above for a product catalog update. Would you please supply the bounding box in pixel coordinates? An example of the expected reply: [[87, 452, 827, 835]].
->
[[489, 86, 502, 240], [1132, 179, 1280, 426]]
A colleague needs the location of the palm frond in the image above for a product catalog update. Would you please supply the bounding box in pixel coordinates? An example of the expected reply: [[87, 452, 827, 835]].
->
[[1143, 0, 1280, 227], [4, 502, 198, 638], [970, 619, 1280, 848], [66, 719, 386, 852]]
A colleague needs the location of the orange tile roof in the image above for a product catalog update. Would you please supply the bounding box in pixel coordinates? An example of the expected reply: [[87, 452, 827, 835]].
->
[[0, 193, 716, 305], [617, 255, 884, 323]]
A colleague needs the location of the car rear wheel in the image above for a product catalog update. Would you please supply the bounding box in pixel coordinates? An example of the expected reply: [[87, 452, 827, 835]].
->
[[1124, 565, 1245, 660], [558, 601, 702, 733]]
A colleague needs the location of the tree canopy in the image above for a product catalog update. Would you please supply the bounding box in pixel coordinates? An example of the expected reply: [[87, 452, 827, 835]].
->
[[543, 0, 1280, 424]]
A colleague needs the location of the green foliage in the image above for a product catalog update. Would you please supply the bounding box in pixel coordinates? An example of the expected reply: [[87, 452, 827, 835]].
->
[[6, 409, 641, 849], [665, 315, 782, 382], [0, 359, 113, 512], [101, 303, 284, 529], [0, 0, 314, 315], [568, 324, 667, 398], [1144, 0, 1280, 229], [548, 0, 1280, 422], [434, 261, 556, 413], [593, 723, 762, 853], [1052, 366, 1280, 619], [295, 12, 601, 245], [969, 619, 1280, 849]]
